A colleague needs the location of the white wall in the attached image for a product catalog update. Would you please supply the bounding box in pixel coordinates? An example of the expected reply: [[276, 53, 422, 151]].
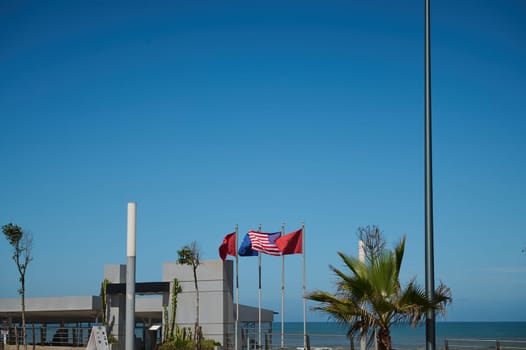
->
[[162, 260, 234, 347]]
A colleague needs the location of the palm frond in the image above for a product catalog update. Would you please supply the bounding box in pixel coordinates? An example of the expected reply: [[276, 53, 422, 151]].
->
[[396, 280, 429, 327], [393, 236, 406, 281], [433, 282, 452, 317], [308, 290, 360, 324], [337, 251, 367, 277]]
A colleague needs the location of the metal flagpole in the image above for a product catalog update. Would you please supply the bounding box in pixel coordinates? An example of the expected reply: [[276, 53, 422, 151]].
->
[[302, 222, 307, 350], [424, 0, 436, 350], [258, 224, 262, 350], [281, 223, 285, 349], [235, 224, 239, 350]]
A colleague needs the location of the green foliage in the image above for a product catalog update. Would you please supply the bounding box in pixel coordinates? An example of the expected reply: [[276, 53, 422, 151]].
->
[[2, 222, 33, 350], [163, 304, 169, 341], [308, 232, 452, 350], [159, 326, 220, 350], [2, 223, 23, 246], [201, 339, 221, 349], [2, 222, 32, 279], [175, 325, 192, 343], [177, 241, 202, 350], [100, 279, 110, 325], [161, 325, 193, 350], [100, 278, 117, 341], [174, 339, 193, 350], [107, 335, 118, 344], [177, 241, 200, 268], [169, 278, 183, 338], [159, 340, 191, 350]]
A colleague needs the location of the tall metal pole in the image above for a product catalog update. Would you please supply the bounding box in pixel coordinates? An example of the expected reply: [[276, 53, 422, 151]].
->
[[258, 224, 262, 350], [126, 202, 137, 350], [302, 222, 306, 350], [281, 223, 285, 349], [424, 0, 436, 350]]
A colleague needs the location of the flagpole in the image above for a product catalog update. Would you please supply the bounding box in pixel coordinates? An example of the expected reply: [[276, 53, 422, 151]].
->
[[235, 224, 239, 350], [302, 222, 306, 350], [258, 224, 262, 350], [281, 223, 285, 349]]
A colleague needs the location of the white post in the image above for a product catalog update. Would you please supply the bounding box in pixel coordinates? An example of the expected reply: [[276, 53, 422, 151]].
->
[[359, 240, 365, 264], [126, 202, 137, 350], [359, 240, 366, 350]]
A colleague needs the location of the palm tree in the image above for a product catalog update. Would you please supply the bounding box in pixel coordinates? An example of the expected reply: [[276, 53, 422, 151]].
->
[[177, 242, 201, 350], [307, 236, 451, 350]]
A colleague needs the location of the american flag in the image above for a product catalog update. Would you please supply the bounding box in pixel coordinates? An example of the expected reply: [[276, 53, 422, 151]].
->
[[247, 230, 281, 256]]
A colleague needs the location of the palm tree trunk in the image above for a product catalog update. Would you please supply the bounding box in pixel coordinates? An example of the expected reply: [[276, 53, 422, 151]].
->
[[376, 328, 392, 350]]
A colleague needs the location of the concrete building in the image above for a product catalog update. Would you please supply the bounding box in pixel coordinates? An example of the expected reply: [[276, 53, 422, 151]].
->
[[0, 260, 275, 350]]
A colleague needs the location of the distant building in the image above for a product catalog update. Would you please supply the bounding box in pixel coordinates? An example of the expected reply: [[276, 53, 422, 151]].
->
[[0, 260, 274, 350]]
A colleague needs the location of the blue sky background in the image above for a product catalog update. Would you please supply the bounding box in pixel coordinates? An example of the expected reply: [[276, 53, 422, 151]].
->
[[1, 0, 525, 322]]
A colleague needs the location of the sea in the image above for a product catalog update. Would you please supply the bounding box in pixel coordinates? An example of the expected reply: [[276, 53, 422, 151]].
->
[[270, 322, 526, 350]]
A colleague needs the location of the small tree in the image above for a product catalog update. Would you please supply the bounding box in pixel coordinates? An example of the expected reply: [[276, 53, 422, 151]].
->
[[2, 223, 33, 350], [177, 242, 201, 350]]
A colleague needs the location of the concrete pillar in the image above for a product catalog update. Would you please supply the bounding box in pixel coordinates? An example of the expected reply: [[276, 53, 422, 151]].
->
[[104, 264, 127, 350]]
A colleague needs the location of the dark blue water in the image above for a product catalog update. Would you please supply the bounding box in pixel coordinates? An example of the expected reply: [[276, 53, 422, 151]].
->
[[271, 322, 526, 349]]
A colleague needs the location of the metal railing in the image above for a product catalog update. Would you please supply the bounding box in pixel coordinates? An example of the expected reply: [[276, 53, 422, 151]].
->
[[3, 325, 94, 347], [445, 338, 526, 350], [267, 333, 350, 350]]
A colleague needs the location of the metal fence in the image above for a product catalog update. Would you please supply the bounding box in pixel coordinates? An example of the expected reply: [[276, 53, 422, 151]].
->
[[268, 333, 350, 350], [4, 326, 525, 350], [3, 325, 93, 347], [445, 339, 526, 350]]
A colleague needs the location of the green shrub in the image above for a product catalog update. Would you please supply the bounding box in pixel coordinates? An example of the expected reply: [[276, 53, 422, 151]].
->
[[157, 341, 177, 350], [201, 339, 221, 350], [158, 337, 220, 350]]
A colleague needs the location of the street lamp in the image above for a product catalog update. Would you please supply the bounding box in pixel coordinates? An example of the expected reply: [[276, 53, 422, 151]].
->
[[424, 1, 436, 350]]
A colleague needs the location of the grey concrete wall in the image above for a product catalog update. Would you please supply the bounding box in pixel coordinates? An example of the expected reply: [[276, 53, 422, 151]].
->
[[0, 296, 101, 315], [162, 260, 234, 347], [104, 265, 127, 350]]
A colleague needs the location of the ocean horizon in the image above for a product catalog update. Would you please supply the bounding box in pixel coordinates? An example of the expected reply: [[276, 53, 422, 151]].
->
[[268, 322, 526, 349]]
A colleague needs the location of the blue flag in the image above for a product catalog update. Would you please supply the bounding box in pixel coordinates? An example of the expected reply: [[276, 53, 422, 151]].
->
[[238, 233, 258, 256]]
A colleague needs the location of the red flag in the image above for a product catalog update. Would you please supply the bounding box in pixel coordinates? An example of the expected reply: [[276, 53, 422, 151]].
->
[[275, 228, 303, 255], [219, 232, 237, 260]]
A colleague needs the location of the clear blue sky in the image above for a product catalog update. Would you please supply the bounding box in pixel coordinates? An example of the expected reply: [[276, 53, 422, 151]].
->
[[1, 0, 525, 322]]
